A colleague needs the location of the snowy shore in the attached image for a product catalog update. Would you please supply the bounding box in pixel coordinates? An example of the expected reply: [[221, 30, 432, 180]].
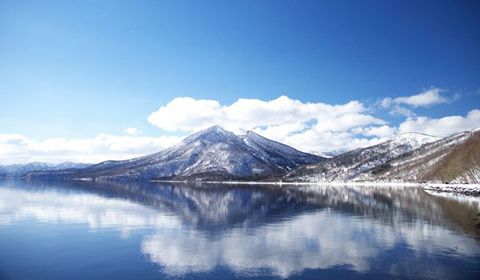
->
[[423, 183, 480, 196]]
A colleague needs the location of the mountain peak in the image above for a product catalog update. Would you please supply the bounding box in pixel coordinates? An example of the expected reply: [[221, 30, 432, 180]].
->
[[182, 125, 238, 144], [204, 125, 228, 133], [198, 125, 233, 136], [388, 132, 440, 148]]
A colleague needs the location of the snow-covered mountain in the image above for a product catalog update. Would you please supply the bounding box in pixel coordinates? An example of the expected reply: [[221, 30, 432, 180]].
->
[[25, 126, 323, 181], [0, 162, 91, 178], [284, 132, 441, 182], [374, 130, 480, 183], [285, 129, 480, 183]]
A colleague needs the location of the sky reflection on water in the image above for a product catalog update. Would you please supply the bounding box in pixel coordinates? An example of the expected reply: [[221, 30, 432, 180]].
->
[[0, 180, 479, 279]]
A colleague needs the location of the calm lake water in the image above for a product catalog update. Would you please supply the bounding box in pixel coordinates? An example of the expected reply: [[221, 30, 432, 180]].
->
[[0, 180, 479, 279]]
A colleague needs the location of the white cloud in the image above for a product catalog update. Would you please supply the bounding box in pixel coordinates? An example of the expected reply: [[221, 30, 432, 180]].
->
[[125, 128, 141, 136], [148, 97, 223, 132], [382, 88, 449, 109], [148, 95, 387, 153], [388, 105, 415, 117], [398, 109, 480, 136], [0, 133, 182, 165], [148, 96, 376, 133], [380, 88, 460, 118], [352, 125, 398, 138]]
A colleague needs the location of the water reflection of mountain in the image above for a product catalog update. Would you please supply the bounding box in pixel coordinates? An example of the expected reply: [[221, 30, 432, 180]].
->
[[2, 180, 480, 278], [13, 179, 480, 237]]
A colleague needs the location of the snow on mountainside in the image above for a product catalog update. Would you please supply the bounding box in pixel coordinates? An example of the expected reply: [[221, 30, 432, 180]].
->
[[284, 132, 441, 182], [388, 132, 441, 152], [285, 129, 480, 184], [25, 126, 323, 181], [241, 131, 323, 169], [0, 162, 91, 177], [374, 130, 479, 183]]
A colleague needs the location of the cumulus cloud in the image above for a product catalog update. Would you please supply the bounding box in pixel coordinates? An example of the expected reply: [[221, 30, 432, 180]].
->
[[148, 95, 388, 153], [398, 109, 480, 136], [148, 96, 377, 132], [0, 133, 182, 164]]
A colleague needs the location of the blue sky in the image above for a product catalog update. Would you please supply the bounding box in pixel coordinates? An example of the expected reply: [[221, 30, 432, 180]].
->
[[1, 0, 479, 163]]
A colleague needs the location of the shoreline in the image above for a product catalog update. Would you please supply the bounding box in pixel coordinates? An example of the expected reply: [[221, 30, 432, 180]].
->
[[423, 183, 480, 196], [150, 179, 480, 196]]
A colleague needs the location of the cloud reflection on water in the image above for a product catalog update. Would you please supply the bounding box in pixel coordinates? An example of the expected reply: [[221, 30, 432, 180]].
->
[[0, 181, 479, 278]]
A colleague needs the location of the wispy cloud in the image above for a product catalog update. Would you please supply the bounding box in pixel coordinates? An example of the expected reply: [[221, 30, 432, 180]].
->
[[380, 87, 460, 117], [381, 88, 449, 108]]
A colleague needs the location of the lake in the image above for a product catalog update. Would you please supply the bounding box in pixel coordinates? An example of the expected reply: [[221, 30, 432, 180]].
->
[[0, 179, 479, 279]]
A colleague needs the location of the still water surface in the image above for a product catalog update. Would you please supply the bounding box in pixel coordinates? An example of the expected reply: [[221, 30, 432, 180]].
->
[[0, 180, 479, 279]]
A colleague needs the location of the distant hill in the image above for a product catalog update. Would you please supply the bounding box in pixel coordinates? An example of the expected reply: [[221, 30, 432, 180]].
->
[[0, 162, 91, 178], [284, 132, 440, 182], [285, 129, 480, 184], [379, 130, 480, 183]]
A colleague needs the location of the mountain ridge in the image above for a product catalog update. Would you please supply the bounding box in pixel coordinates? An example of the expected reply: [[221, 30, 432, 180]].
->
[[24, 126, 323, 181], [285, 130, 479, 183], [0, 162, 91, 178], [284, 132, 440, 182]]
